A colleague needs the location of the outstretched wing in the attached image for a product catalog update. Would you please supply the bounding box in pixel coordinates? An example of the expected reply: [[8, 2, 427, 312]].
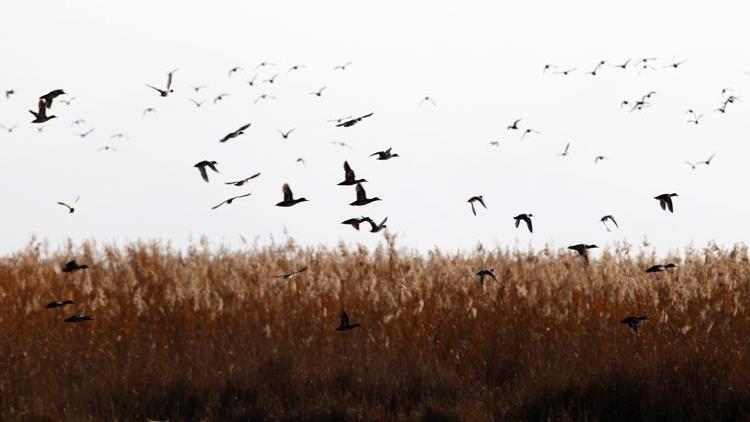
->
[[282, 183, 293, 202], [355, 183, 366, 201], [343, 161, 355, 181], [198, 166, 209, 182]]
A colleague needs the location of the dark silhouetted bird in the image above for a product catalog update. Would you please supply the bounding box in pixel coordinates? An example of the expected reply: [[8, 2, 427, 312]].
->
[[476, 269, 498, 287], [276, 184, 308, 207], [558, 142, 570, 157], [336, 113, 374, 128], [568, 244, 598, 263], [0, 124, 18, 133], [350, 183, 380, 206], [30, 99, 57, 123], [219, 123, 251, 143], [57, 196, 79, 213], [620, 316, 648, 335], [334, 61, 353, 71], [521, 128, 540, 140], [419, 96, 437, 106], [600, 215, 618, 231], [146, 68, 177, 97], [336, 310, 360, 331], [275, 266, 308, 279], [254, 93, 277, 103], [263, 73, 279, 84], [228, 66, 243, 77], [213, 93, 229, 104], [654, 193, 678, 213], [370, 148, 399, 160], [39, 89, 66, 109], [64, 314, 93, 323], [211, 193, 251, 210], [646, 263, 677, 273], [225, 173, 261, 186], [365, 217, 388, 233], [341, 217, 370, 231], [507, 119, 521, 130], [62, 260, 89, 273], [194, 160, 219, 182], [278, 128, 295, 139], [514, 214, 533, 233], [46, 300, 74, 309], [467, 196, 487, 216], [309, 87, 326, 97], [338, 161, 367, 186]]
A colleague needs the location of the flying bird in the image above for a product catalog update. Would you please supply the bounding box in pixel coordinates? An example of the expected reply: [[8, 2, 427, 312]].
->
[[254, 93, 277, 103], [213, 93, 229, 104], [189, 99, 205, 108], [341, 217, 370, 231], [370, 148, 399, 160], [334, 61, 353, 71], [467, 196, 487, 216], [336, 113, 374, 128], [620, 316, 648, 335], [476, 269, 498, 287], [194, 160, 219, 182], [664, 60, 687, 69], [39, 89, 66, 109], [143, 107, 156, 115], [614, 59, 631, 69], [600, 215, 619, 231], [246, 74, 258, 86], [507, 119, 521, 130], [278, 129, 295, 139], [225, 173, 261, 186], [687, 113, 704, 125], [553, 68, 576, 75], [594, 155, 607, 164], [365, 217, 388, 233], [57, 196, 79, 213], [338, 161, 367, 186], [331, 141, 353, 149], [190, 84, 207, 92], [288, 64, 306, 72], [350, 183, 381, 206], [97, 146, 118, 152], [697, 153, 716, 166], [419, 96, 437, 106], [146, 68, 178, 97], [211, 193, 252, 210], [64, 314, 94, 323], [521, 128, 540, 140], [646, 263, 677, 273], [0, 124, 18, 133], [654, 193, 678, 213], [558, 142, 571, 157], [309, 86, 327, 97], [228, 66, 243, 77], [4, 89, 15, 99], [219, 123, 251, 143], [62, 260, 89, 273], [263, 73, 279, 84], [276, 184, 308, 207], [542, 64, 558, 73], [45, 300, 74, 309], [568, 244, 598, 263], [255, 61, 275, 70], [336, 310, 360, 331], [274, 266, 308, 279], [513, 213, 533, 233], [76, 128, 94, 138], [30, 99, 57, 123]]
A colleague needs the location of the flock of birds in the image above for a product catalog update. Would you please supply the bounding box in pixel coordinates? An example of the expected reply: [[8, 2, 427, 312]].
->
[[4, 56, 746, 334]]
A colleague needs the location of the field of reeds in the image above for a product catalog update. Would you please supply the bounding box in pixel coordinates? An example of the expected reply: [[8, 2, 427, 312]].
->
[[1, 235, 749, 421]]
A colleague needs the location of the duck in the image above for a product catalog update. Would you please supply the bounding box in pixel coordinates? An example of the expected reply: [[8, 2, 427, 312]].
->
[[39, 89, 66, 109], [336, 310, 360, 331], [646, 263, 677, 273], [64, 314, 93, 323], [476, 269, 498, 287], [350, 183, 380, 206], [338, 161, 367, 186], [29, 99, 57, 124], [600, 215, 618, 231], [370, 148, 399, 160], [211, 193, 252, 210], [62, 260, 89, 273], [45, 300, 74, 309], [654, 193, 678, 213], [336, 112, 374, 127], [514, 214, 533, 233], [218, 123, 251, 143], [467, 196, 487, 216], [225, 173, 261, 186], [194, 160, 219, 182], [276, 184, 308, 207], [274, 266, 308, 279], [568, 244, 598, 263], [341, 217, 370, 231], [620, 316, 648, 335], [365, 217, 388, 233]]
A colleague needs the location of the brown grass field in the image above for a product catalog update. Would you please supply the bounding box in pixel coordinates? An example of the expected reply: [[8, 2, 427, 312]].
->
[[1, 235, 749, 421]]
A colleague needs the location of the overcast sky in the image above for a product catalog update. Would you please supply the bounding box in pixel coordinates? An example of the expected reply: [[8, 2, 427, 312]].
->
[[0, 1, 748, 255]]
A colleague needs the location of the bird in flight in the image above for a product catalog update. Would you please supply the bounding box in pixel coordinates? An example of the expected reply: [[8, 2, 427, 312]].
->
[[45, 299, 74, 309], [476, 269, 498, 287], [685, 161, 697, 170], [190, 84, 207, 92], [568, 244, 598, 263], [663, 60, 687, 69], [213, 93, 229, 104], [194, 160, 219, 182], [328, 116, 353, 124], [246, 74, 258, 87], [687, 113, 704, 125], [225, 173, 261, 186], [370, 148, 399, 160], [97, 146, 118, 152], [219, 123, 251, 143], [274, 266, 308, 279], [467, 196, 487, 216], [514, 213, 533, 233], [64, 314, 94, 323], [587, 60, 606, 76], [521, 128, 540, 140], [558, 142, 571, 157], [76, 128, 95, 138], [646, 263, 677, 273], [365, 217, 388, 233], [336, 310, 360, 331], [654, 193, 678, 213], [419, 96, 437, 106], [39, 89, 66, 109], [341, 217, 371, 231], [30, 99, 57, 124], [542, 64, 558, 73], [350, 183, 381, 206], [614, 59, 631, 69], [5, 89, 15, 99], [59, 97, 76, 106], [110, 133, 129, 140], [263, 73, 280, 84], [288, 64, 306, 73], [697, 153, 716, 166], [620, 316, 648, 335], [142, 107, 156, 116], [276, 183, 308, 207], [189, 99, 205, 108], [146, 68, 178, 97], [254, 93, 277, 103], [255, 61, 275, 70], [0, 124, 18, 133], [336, 113, 374, 128], [553, 68, 576, 76], [57, 196, 79, 213], [278, 129, 295, 139], [211, 193, 252, 210], [338, 161, 367, 186], [334, 61, 353, 71], [296, 157, 306, 166], [507, 119, 522, 130], [309, 86, 327, 97], [62, 259, 89, 273], [228, 66, 243, 77], [489, 140, 500, 147], [600, 215, 618, 231], [594, 155, 607, 164], [331, 141, 353, 149]]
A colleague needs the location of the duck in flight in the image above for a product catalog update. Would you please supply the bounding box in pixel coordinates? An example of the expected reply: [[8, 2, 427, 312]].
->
[[278, 128, 295, 139], [620, 316, 648, 335], [57, 196, 79, 213], [467, 196, 486, 216], [194, 160, 219, 182], [62, 260, 89, 273], [30, 99, 57, 123], [476, 269, 498, 287], [521, 128, 540, 140], [219, 123, 251, 143], [341, 217, 370, 231], [600, 215, 618, 231], [211, 193, 252, 210], [568, 244, 598, 263], [146, 68, 178, 97], [614, 59, 631, 69], [275, 266, 308, 279], [276, 184, 308, 207], [213, 93, 229, 104], [225, 173, 260, 186], [39, 89, 66, 109], [350, 183, 381, 206], [64, 314, 93, 323], [370, 148, 399, 160], [507, 119, 521, 130], [646, 263, 677, 273], [365, 217, 388, 233], [513, 213, 533, 233], [654, 193, 678, 213], [46, 299, 74, 309], [338, 161, 367, 186], [336, 310, 360, 331], [336, 113, 374, 128]]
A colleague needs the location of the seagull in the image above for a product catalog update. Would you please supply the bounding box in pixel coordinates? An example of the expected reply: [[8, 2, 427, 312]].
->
[[350, 183, 381, 206], [225, 173, 261, 186], [276, 183, 308, 207], [274, 266, 308, 279], [59, 97, 76, 106], [211, 193, 252, 210], [228, 66, 243, 77], [334, 61, 352, 71], [697, 153, 716, 166], [45, 299, 74, 309], [57, 197, 79, 213], [190, 84, 207, 92], [146, 68, 178, 97], [513, 214, 533, 233], [338, 161, 367, 186], [370, 148, 399, 160], [620, 316, 648, 335], [476, 269, 498, 287], [336, 113, 374, 128], [553, 68, 576, 75], [254, 93, 277, 103], [467, 196, 487, 216], [594, 155, 607, 164], [189, 99, 205, 108], [278, 129, 295, 139], [341, 217, 370, 231], [219, 123, 251, 143], [506, 119, 521, 130], [194, 160, 219, 182], [0, 124, 18, 133], [419, 96, 437, 106], [336, 310, 360, 331], [558, 143, 571, 157], [365, 217, 388, 233], [263, 73, 279, 84], [309, 86, 327, 97], [568, 244, 598, 263], [654, 193, 678, 213], [646, 263, 677, 273], [30, 99, 57, 123], [288, 64, 306, 72], [64, 314, 94, 323], [521, 128, 540, 140], [664, 60, 687, 69], [143, 107, 156, 115], [62, 260, 89, 273], [600, 215, 618, 231], [39, 89, 66, 109], [213, 93, 229, 104]]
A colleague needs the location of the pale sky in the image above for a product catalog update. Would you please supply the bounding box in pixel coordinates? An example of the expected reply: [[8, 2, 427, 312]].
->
[[0, 1, 748, 255]]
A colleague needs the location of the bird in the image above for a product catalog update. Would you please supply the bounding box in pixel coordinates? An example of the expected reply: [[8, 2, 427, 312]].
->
[[255, 61, 275, 70], [664, 60, 687, 69], [62, 260, 89, 273], [97, 146, 118, 152], [296, 157, 306, 166], [513, 214, 533, 233], [274, 266, 308, 279], [338, 161, 367, 186], [620, 316, 648, 335], [341, 217, 370, 231], [45, 300, 74, 309], [309, 87, 326, 97], [419, 96, 437, 106], [278, 129, 295, 139], [0, 124, 18, 133], [370, 148, 399, 160], [146, 68, 177, 97], [4, 89, 15, 99], [59, 97, 76, 106], [143, 107, 156, 115], [219, 123, 251, 143], [246, 74, 258, 86], [57, 196, 79, 213], [109, 133, 129, 140], [638, 64, 657, 75], [594, 155, 607, 164], [350, 183, 381, 206], [194, 160, 219, 182], [558, 143, 571, 157], [254, 94, 277, 103], [587, 61, 606, 76], [288, 64, 306, 72], [467, 196, 487, 216], [29, 99, 57, 123], [188, 99, 205, 108], [568, 244, 598, 263], [646, 263, 677, 273], [213, 93, 229, 104], [336, 113, 374, 128], [64, 314, 94, 323], [600, 215, 619, 231], [334, 61, 353, 71], [365, 217, 388, 233], [685, 161, 697, 170], [276, 184, 308, 207], [336, 310, 360, 331], [76, 128, 94, 138], [687, 114, 704, 125], [39, 89, 66, 108], [225, 173, 261, 186], [521, 128, 540, 140], [330, 141, 353, 149], [476, 269, 498, 287], [507, 119, 521, 130], [542, 64, 558, 73], [489, 141, 500, 147], [190, 84, 207, 92], [228, 66, 243, 77], [654, 193, 678, 213], [263, 73, 279, 84], [211, 193, 252, 210], [697, 153, 716, 166], [553, 68, 576, 75], [614, 59, 631, 69]]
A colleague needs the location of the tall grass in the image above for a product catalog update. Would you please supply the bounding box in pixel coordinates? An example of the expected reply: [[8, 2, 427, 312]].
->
[[0, 235, 748, 421]]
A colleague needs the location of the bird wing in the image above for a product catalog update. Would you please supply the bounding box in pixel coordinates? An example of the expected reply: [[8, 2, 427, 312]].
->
[[206, 162, 218, 173], [198, 166, 209, 182], [166, 71, 174, 90], [470, 201, 476, 216], [514, 218, 520, 228], [525, 216, 533, 233], [343, 161, 355, 181], [658, 198, 666, 210], [236, 123, 251, 133], [666, 197, 674, 213], [231, 193, 252, 201], [246, 172, 261, 181], [282, 184, 293, 202], [355, 183, 366, 201], [340, 311, 349, 327], [146, 84, 162, 94], [477, 197, 487, 209], [57, 202, 72, 211], [211, 200, 229, 210]]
